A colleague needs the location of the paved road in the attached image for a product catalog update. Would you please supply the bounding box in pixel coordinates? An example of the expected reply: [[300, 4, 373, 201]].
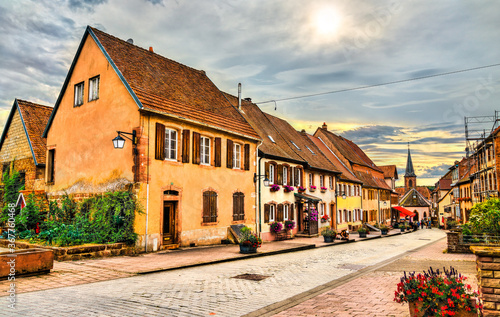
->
[[2, 229, 446, 317]]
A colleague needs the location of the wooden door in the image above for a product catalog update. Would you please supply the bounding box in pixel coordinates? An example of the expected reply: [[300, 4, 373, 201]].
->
[[163, 202, 176, 245]]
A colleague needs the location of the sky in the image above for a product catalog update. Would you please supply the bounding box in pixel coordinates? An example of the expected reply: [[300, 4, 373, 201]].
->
[[1, 0, 500, 187]]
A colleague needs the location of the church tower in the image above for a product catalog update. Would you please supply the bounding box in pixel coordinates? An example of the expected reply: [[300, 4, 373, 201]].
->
[[404, 143, 417, 191]]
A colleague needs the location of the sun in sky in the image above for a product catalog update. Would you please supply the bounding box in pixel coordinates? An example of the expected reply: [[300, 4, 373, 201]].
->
[[313, 6, 342, 36]]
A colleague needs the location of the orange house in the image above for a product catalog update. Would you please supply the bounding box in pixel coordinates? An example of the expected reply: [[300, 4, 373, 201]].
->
[[42, 26, 260, 250]]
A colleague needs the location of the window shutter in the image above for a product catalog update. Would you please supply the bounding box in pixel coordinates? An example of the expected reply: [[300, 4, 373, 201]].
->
[[214, 137, 221, 167], [288, 167, 292, 186], [203, 192, 210, 222], [227, 139, 234, 168], [277, 164, 283, 185], [244, 144, 250, 171], [293, 167, 298, 186], [182, 129, 190, 163], [290, 204, 294, 220], [277, 204, 284, 222], [155, 123, 165, 160], [192, 132, 200, 164], [265, 162, 270, 179], [264, 204, 270, 223]]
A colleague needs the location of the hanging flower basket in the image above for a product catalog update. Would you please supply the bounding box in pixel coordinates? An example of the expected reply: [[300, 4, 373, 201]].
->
[[283, 185, 295, 193], [298, 186, 306, 192]]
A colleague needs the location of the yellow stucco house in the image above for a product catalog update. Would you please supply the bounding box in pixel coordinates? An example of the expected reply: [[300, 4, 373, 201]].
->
[[42, 26, 260, 251]]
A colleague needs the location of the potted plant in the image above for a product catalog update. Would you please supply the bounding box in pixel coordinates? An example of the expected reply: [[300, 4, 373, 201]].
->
[[309, 185, 317, 192], [320, 186, 328, 192], [380, 224, 389, 235], [308, 208, 319, 222], [400, 223, 406, 232], [283, 185, 294, 193], [239, 226, 262, 254], [270, 221, 283, 234], [321, 227, 336, 243], [357, 226, 367, 238], [284, 220, 295, 231], [270, 184, 280, 192], [321, 214, 330, 223], [298, 186, 306, 192], [394, 266, 481, 317]]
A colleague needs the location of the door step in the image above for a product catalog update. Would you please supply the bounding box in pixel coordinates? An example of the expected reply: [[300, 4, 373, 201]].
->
[[163, 244, 179, 250]]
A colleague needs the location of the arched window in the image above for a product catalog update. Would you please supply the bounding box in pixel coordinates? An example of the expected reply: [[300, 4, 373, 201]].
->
[[408, 179, 413, 188]]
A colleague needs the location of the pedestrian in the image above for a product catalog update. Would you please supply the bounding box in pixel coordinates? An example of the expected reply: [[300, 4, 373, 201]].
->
[[428, 219, 431, 229], [420, 220, 424, 229]]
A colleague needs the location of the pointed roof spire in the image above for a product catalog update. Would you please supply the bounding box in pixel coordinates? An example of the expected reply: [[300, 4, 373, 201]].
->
[[405, 142, 416, 177]]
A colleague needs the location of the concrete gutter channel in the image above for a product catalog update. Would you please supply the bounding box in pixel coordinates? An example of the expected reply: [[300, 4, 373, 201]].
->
[[136, 229, 410, 275]]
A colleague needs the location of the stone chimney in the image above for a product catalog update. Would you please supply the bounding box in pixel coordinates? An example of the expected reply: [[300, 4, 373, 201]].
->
[[149, 46, 154, 52], [322, 122, 327, 130]]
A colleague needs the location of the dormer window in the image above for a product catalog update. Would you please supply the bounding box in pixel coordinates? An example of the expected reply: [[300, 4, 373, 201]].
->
[[291, 141, 300, 150], [305, 145, 315, 154], [74, 82, 84, 107], [268, 135, 276, 143], [89, 76, 100, 101]]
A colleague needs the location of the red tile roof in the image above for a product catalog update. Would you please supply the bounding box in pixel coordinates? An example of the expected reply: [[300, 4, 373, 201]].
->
[[89, 27, 259, 140], [378, 165, 398, 179], [341, 137, 383, 173]]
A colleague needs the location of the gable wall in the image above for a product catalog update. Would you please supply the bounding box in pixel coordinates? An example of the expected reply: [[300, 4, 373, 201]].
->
[[0, 110, 33, 162]]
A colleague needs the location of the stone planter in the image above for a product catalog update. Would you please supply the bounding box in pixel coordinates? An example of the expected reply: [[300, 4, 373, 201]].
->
[[0, 248, 54, 277], [323, 235, 335, 243], [381, 229, 388, 235], [239, 244, 258, 254], [401, 227, 405, 232], [408, 301, 476, 317], [358, 232, 367, 238]]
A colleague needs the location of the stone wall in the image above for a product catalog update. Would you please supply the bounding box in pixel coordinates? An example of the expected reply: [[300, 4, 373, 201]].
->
[[471, 246, 500, 317], [447, 231, 474, 253]]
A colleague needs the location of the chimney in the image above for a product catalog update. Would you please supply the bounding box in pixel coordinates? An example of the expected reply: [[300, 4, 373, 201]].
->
[[300, 129, 307, 136], [149, 46, 154, 52], [322, 122, 327, 130], [244, 97, 252, 102], [238, 83, 242, 111]]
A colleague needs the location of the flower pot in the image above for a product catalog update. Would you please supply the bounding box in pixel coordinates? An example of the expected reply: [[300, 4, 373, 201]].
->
[[408, 301, 476, 317], [381, 229, 388, 235], [239, 244, 258, 254], [358, 232, 367, 238], [323, 235, 335, 243], [400, 227, 405, 232]]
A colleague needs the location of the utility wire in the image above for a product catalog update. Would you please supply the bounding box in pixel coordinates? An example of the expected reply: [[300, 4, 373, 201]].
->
[[256, 63, 500, 105]]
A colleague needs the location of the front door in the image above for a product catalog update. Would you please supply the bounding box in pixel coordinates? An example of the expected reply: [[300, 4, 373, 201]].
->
[[163, 202, 176, 245]]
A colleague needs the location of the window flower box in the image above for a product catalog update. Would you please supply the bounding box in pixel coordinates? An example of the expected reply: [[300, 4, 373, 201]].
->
[[320, 186, 327, 192], [298, 186, 306, 192], [309, 185, 316, 192], [283, 185, 295, 193], [270, 184, 280, 192]]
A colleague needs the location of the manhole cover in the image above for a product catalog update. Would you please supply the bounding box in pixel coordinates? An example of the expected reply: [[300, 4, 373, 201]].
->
[[232, 273, 271, 281]]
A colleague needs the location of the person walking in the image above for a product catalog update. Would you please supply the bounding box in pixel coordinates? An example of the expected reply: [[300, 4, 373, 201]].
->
[[420, 220, 424, 229]]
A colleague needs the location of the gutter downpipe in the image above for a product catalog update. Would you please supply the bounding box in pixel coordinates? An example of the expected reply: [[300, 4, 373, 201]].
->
[[145, 115, 151, 252], [256, 141, 263, 235]]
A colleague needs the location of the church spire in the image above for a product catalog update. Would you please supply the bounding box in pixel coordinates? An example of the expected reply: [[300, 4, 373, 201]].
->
[[405, 142, 416, 177]]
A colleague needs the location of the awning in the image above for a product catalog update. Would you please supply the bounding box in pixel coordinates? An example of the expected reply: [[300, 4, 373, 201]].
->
[[294, 192, 322, 203], [393, 206, 416, 218]]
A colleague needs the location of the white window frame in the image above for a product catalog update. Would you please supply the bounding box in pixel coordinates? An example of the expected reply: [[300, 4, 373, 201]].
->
[[89, 76, 99, 101], [165, 128, 178, 161], [269, 164, 275, 184], [296, 167, 302, 187], [270, 204, 276, 222], [283, 166, 288, 185], [233, 143, 241, 169], [284, 204, 289, 220], [329, 176, 333, 189], [200, 136, 211, 165], [74, 82, 84, 107], [320, 175, 324, 188], [320, 203, 325, 216], [309, 173, 313, 187]]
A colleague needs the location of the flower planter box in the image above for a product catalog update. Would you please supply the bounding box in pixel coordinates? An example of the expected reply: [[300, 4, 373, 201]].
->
[[408, 301, 476, 317], [323, 235, 335, 243], [239, 244, 258, 254], [0, 248, 54, 278], [381, 229, 388, 235], [358, 232, 367, 238]]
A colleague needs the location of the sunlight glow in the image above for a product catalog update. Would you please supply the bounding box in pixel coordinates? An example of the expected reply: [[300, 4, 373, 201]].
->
[[314, 7, 341, 35]]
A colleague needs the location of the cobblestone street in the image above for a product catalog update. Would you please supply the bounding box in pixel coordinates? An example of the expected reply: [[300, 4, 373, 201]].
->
[[1, 229, 457, 317]]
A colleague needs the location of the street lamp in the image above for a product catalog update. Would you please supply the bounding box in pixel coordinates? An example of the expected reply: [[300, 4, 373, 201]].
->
[[112, 130, 137, 149], [336, 191, 346, 199], [253, 173, 270, 186]]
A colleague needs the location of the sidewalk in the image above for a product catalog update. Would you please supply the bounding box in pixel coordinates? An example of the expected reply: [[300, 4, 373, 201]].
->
[[0, 228, 415, 297], [270, 237, 477, 317]]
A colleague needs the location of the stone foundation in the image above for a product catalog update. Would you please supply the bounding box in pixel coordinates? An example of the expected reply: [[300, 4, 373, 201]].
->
[[471, 246, 500, 316]]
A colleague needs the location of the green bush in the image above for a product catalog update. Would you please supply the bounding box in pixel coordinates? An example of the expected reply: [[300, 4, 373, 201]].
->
[[1, 169, 24, 222], [463, 198, 500, 236]]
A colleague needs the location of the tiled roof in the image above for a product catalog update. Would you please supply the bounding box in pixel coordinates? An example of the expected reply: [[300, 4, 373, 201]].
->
[[438, 178, 452, 190], [378, 165, 398, 179], [0, 99, 52, 165], [395, 187, 406, 196], [90, 27, 259, 140], [399, 188, 431, 207], [341, 138, 383, 173], [353, 170, 390, 190], [307, 134, 362, 184], [415, 186, 432, 200], [233, 97, 305, 163], [263, 114, 340, 174]]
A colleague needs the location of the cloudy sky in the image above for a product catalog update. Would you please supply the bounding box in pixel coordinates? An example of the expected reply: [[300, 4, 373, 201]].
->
[[1, 0, 500, 186]]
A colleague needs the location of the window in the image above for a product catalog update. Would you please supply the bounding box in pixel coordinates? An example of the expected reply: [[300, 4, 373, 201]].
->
[[165, 129, 177, 160], [320, 175, 324, 188], [319, 203, 325, 216], [232, 192, 244, 221], [283, 166, 288, 185], [89, 76, 99, 101], [294, 167, 302, 187], [203, 191, 218, 223], [268, 135, 275, 143], [309, 173, 314, 187], [284, 204, 289, 220], [270, 204, 276, 222], [291, 141, 300, 150], [269, 164, 275, 184], [305, 145, 315, 154], [329, 176, 333, 189], [47, 149, 55, 183], [200, 136, 210, 165], [74, 82, 84, 106], [233, 143, 241, 168]]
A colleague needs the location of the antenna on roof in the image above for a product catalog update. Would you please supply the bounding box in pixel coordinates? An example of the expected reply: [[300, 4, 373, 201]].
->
[[126, 38, 134, 44], [238, 83, 242, 111]]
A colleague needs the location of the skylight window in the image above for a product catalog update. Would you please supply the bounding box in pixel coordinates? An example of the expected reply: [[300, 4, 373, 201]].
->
[[290, 140, 300, 150], [305, 145, 315, 154], [268, 135, 276, 143]]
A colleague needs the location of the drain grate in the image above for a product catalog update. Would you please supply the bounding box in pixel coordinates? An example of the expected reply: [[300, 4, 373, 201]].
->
[[232, 273, 271, 281]]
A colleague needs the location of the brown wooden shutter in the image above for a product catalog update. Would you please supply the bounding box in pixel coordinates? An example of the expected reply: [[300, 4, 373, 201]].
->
[[203, 192, 210, 222], [182, 129, 190, 163], [265, 162, 270, 179], [277, 164, 283, 185], [47, 149, 55, 183], [264, 204, 270, 223], [277, 204, 284, 222], [295, 167, 300, 186], [290, 204, 294, 220], [227, 139, 234, 168], [155, 123, 165, 160], [192, 132, 200, 164], [214, 137, 221, 167], [244, 144, 250, 171], [288, 167, 292, 185]]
